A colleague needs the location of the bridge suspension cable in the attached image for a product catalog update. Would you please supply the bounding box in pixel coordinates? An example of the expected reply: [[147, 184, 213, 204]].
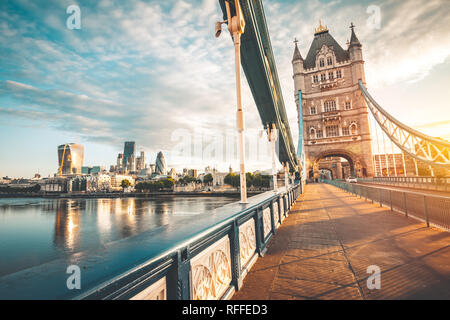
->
[[381, 130, 390, 176], [371, 111, 383, 176], [359, 80, 450, 169]]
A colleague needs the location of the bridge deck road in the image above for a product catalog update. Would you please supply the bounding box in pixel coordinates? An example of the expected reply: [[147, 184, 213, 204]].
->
[[232, 183, 450, 300]]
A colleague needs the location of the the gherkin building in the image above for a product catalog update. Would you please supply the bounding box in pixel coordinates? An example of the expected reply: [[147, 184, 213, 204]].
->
[[155, 151, 167, 175]]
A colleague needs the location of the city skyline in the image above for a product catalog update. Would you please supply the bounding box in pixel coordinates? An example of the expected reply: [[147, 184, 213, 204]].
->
[[1, 0, 450, 178]]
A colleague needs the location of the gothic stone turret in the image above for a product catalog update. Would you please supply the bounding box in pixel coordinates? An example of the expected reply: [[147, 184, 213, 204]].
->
[[293, 23, 374, 179]]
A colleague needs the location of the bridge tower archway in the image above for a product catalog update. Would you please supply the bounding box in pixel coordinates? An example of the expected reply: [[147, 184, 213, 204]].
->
[[312, 149, 368, 180], [318, 168, 333, 180]]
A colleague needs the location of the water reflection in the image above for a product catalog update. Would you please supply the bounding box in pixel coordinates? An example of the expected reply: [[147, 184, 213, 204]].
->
[[0, 196, 236, 277], [53, 200, 81, 252], [96, 200, 112, 241]]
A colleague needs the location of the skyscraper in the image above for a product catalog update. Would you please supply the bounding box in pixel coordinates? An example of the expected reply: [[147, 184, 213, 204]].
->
[[136, 151, 145, 171], [123, 141, 136, 172], [155, 151, 167, 175], [116, 153, 124, 172], [57, 143, 84, 176]]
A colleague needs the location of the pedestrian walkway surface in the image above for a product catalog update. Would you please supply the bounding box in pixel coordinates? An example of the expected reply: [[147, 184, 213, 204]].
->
[[232, 183, 450, 300]]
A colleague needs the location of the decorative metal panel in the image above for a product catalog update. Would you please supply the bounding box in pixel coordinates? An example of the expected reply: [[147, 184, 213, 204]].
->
[[273, 202, 280, 228], [263, 207, 272, 238], [279, 200, 285, 222], [239, 218, 256, 269], [190, 235, 232, 300]]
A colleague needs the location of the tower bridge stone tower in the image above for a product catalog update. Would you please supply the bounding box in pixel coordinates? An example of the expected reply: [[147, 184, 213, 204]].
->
[[293, 22, 374, 179]]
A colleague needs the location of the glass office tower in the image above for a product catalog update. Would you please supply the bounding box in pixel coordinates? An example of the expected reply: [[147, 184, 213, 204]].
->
[[123, 141, 136, 172], [57, 143, 84, 175]]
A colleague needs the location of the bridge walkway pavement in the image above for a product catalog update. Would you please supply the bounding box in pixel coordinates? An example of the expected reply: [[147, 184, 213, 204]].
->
[[232, 183, 450, 300]]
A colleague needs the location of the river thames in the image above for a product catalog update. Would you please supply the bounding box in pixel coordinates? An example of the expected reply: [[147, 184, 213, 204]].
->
[[0, 196, 237, 277]]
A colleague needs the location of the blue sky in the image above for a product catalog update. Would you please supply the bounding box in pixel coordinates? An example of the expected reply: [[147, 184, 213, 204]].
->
[[1, 0, 449, 178]]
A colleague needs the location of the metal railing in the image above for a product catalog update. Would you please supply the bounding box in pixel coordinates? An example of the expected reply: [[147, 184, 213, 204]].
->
[[358, 176, 450, 192], [71, 184, 302, 300], [324, 180, 450, 231]]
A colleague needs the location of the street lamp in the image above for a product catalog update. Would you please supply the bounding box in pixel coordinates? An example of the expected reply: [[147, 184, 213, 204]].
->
[[215, 20, 227, 38], [216, 0, 247, 203], [284, 162, 289, 188], [267, 123, 278, 192]]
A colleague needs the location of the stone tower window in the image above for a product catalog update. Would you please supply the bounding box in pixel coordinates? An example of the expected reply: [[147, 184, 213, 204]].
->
[[313, 75, 318, 83], [336, 70, 342, 78], [345, 102, 352, 110], [328, 72, 334, 80], [327, 57, 333, 65], [310, 128, 316, 139], [342, 127, 350, 135], [324, 100, 336, 112], [350, 123, 358, 135], [316, 129, 323, 138], [326, 125, 339, 137], [321, 74, 326, 81], [310, 106, 316, 115], [319, 59, 325, 67]]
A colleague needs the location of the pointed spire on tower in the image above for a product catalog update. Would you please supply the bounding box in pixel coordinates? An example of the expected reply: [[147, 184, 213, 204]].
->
[[292, 37, 303, 62], [349, 22, 361, 48]]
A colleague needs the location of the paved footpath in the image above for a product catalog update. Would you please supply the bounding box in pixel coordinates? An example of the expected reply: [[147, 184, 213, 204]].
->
[[233, 183, 450, 300]]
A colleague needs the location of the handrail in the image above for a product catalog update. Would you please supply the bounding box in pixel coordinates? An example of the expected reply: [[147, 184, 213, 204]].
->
[[324, 180, 450, 231], [355, 182, 450, 200], [358, 176, 450, 193]]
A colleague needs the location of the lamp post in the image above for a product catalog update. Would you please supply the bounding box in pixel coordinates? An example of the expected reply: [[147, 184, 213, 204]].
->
[[268, 123, 278, 192], [284, 162, 289, 188], [220, 0, 247, 203]]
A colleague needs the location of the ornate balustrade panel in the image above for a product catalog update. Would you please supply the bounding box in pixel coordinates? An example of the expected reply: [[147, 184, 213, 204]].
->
[[238, 218, 257, 269], [273, 202, 280, 228], [263, 207, 272, 239], [190, 236, 232, 300]]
